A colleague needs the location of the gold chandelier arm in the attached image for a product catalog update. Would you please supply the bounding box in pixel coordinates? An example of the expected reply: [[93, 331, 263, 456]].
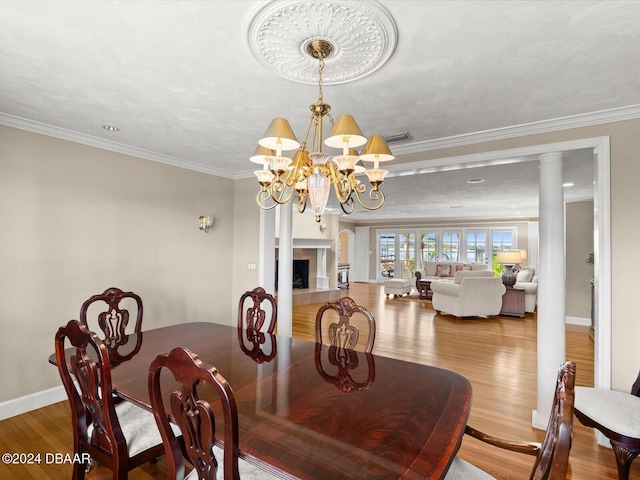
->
[[327, 162, 353, 204], [267, 177, 297, 205], [352, 184, 385, 211], [256, 189, 278, 210], [340, 195, 355, 215]]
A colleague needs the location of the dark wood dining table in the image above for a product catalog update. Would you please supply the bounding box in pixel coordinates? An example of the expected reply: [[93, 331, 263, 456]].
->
[[53, 321, 472, 479]]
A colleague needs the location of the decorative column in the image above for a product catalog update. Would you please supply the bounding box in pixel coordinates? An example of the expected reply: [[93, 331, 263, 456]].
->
[[353, 227, 370, 282], [533, 152, 566, 429], [277, 204, 293, 337], [316, 248, 329, 289]]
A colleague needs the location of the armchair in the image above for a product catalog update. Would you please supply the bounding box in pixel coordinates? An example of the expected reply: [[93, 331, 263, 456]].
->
[[431, 271, 505, 318]]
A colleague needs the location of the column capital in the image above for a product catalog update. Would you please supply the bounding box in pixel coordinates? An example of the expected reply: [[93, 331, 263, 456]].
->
[[538, 151, 563, 163]]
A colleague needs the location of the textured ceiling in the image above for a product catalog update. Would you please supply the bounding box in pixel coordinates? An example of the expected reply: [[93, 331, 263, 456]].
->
[[1, 1, 638, 221]]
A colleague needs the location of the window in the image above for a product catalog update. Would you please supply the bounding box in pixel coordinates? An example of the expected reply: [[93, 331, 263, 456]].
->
[[375, 226, 518, 281], [419, 232, 437, 264], [378, 232, 416, 279], [491, 230, 514, 258], [397, 232, 416, 279], [466, 230, 486, 263], [379, 233, 395, 277], [441, 231, 460, 262]]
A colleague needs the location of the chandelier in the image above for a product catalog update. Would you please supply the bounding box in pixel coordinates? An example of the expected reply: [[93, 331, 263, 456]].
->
[[250, 39, 394, 222]]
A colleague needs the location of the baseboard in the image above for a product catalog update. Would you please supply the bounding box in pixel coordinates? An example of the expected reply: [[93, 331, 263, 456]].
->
[[0, 385, 67, 421], [565, 316, 591, 326]]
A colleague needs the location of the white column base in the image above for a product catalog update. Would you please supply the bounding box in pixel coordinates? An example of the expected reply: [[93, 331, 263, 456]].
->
[[531, 409, 548, 431]]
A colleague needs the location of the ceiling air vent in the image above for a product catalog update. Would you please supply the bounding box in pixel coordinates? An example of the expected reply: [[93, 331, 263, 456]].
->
[[383, 132, 413, 144]]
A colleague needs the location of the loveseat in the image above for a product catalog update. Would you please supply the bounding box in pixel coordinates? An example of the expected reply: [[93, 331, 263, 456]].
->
[[430, 270, 506, 318], [414, 262, 489, 298], [513, 266, 538, 313]]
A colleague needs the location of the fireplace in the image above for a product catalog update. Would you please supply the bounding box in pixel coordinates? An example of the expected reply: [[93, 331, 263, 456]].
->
[[275, 259, 310, 290], [292, 259, 309, 289]]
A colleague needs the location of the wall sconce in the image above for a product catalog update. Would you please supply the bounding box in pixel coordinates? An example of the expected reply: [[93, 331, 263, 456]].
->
[[198, 215, 214, 233]]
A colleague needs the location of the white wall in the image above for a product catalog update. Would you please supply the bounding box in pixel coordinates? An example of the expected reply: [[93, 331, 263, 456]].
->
[[231, 177, 262, 312], [0, 125, 235, 404]]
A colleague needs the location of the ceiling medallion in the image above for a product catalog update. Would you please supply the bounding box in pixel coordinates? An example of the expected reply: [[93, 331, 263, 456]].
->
[[246, 0, 398, 85]]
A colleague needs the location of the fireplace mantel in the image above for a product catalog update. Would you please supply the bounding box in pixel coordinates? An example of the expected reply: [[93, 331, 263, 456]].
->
[[275, 238, 332, 249], [275, 238, 332, 289]]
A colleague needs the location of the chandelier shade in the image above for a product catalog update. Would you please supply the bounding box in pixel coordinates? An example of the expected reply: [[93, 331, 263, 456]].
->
[[360, 134, 395, 163], [249, 144, 276, 165], [258, 117, 300, 153], [325, 114, 367, 151]]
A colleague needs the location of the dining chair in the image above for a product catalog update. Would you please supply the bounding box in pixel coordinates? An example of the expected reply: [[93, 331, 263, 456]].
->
[[445, 361, 576, 480], [574, 370, 640, 480], [79, 287, 143, 339], [148, 346, 280, 479], [55, 319, 167, 480], [315, 296, 376, 353], [237, 286, 277, 336]]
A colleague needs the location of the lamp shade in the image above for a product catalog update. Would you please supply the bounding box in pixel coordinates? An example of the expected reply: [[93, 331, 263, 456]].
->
[[325, 114, 367, 149], [519, 250, 528, 261], [249, 144, 276, 165], [258, 118, 300, 151], [495, 251, 522, 264], [359, 134, 395, 163]]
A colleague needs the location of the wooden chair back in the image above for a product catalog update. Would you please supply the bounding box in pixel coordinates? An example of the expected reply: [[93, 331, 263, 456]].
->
[[530, 361, 576, 480], [315, 296, 376, 353], [460, 362, 575, 480], [148, 347, 240, 480], [237, 287, 277, 336], [55, 319, 161, 479], [79, 287, 143, 339]]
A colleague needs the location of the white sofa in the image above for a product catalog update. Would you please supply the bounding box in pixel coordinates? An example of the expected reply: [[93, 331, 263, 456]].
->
[[513, 266, 538, 313], [431, 270, 506, 318], [414, 262, 489, 296]]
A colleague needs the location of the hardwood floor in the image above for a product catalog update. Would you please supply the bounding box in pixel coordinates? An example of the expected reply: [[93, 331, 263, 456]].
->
[[0, 282, 634, 479]]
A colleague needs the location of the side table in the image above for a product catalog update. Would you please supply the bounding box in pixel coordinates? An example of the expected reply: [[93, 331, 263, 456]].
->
[[417, 279, 432, 300], [500, 287, 525, 317]]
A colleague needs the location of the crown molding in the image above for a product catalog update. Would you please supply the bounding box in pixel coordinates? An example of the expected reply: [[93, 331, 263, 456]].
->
[[0, 113, 235, 179], [3, 103, 638, 181], [390, 104, 640, 156]]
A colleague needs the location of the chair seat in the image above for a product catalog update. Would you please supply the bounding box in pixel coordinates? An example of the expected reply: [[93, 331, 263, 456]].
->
[[445, 457, 496, 479], [575, 386, 640, 439], [87, 401, 180, 457], [184, 445, 282, 480]]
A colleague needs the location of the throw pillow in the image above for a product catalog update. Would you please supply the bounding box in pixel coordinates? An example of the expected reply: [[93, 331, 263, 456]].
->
[[456, 264, 473, 271], [436, 264, 452, 277], [517, 268, 533, 283]]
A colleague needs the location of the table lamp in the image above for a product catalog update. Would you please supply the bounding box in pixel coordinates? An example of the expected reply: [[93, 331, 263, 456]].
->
[[495, 251, 522, 287]]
